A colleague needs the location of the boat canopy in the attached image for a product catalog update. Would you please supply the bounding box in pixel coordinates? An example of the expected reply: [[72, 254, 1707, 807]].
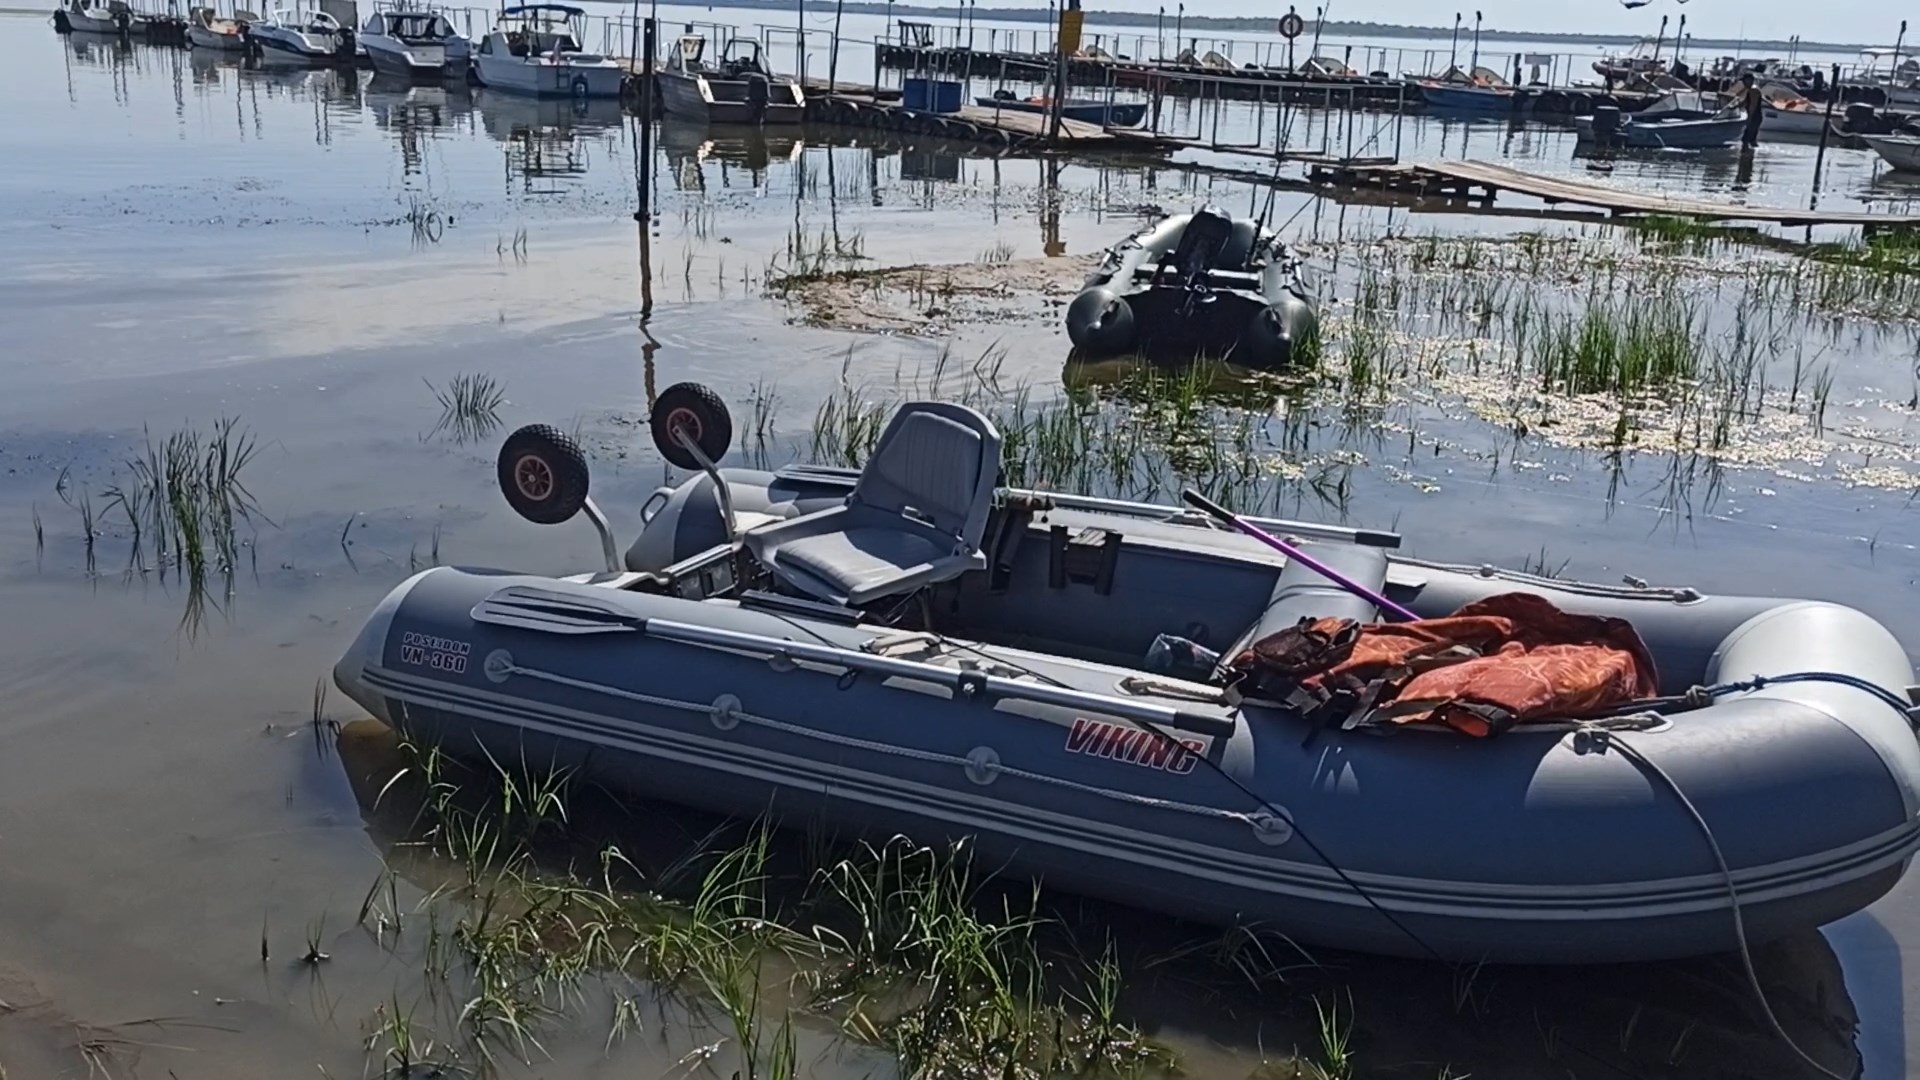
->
[[1643, 90, 1726, 116]]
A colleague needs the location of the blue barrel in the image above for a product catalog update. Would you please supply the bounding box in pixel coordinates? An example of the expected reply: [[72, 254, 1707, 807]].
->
[[930, 78, 963, 113], [902, 77, 931, 110]]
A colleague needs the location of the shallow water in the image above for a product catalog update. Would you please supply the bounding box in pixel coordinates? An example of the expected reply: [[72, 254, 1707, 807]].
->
[[3, 15, 1920, 1079]]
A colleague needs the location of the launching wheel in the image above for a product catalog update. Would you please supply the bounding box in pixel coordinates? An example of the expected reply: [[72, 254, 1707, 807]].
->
[[497, 424, 591, 525], [650, 382, 733, 470]]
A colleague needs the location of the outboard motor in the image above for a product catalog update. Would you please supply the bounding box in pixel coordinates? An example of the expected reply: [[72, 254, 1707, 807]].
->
[[1844, 101, 1877, 133], [745, 72, 770, 123], [335, 26, 356, 64], [1590, 104, 1622, 143], [1160, 205, 1234, 316], [53, 6, 72, 32]]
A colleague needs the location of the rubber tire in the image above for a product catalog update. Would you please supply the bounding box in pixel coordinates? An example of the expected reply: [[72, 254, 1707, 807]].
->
[[651, 382, 733, 471], [497, 424, 590, 525]]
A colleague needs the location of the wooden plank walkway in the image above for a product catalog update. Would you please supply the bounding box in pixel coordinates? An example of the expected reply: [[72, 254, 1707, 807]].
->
[[1311, 159, 1920, 229], [805, 92, 1180, 152]]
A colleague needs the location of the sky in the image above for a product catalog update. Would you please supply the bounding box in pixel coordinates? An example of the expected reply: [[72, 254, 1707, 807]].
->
[[1072, 0, 1904, 46]]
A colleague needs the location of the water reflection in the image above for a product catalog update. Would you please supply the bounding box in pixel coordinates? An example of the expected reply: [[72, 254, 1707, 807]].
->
[[659, 120, 804, 192], [332, 717, 1865, 1080], [471, 89, 624, 192]]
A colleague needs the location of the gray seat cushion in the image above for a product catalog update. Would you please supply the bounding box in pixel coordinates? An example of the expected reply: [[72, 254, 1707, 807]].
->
[[771, 525, 955, 603]]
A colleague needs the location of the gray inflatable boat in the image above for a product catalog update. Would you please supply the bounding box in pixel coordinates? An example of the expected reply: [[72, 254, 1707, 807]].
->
[[1065, 207, 1318, 368], [336, 388, 1920, 964]]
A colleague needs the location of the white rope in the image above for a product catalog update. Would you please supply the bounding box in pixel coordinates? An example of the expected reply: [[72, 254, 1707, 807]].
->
[[500, 661, 1257, 825]]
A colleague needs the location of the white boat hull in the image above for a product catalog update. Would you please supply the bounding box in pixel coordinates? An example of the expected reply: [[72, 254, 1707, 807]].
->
[[187, 24, 250, 51], [1760, 105, 1831, 136], [252, 26, 340, 64], [1864, 134, 1920, 171], [472, 54, 623, 98], [364, 38, 459, 76], [64, 9, 126, 32], [657, 71, 805, 124]]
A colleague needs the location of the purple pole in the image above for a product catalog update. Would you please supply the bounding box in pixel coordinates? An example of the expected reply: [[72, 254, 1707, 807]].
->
[[1182, 489, 1419, 621]]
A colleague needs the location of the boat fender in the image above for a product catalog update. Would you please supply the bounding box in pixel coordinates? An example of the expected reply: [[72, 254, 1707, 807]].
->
[[1065, 286, 1135, 355]]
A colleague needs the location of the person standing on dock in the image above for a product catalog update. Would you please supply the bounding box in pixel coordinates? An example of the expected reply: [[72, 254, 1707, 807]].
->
[[1739, 71, 1764, 147]]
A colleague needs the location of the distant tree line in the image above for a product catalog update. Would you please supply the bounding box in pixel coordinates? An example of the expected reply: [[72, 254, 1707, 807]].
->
[[689, 0, 1857, 52]]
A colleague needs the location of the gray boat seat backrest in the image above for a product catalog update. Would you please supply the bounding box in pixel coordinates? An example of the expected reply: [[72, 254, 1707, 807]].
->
[[1217, 218, 1259, 270], [742, 402, 1002, 607], [1228, 541, 1390, 658], [853, 402, 1000, 543]]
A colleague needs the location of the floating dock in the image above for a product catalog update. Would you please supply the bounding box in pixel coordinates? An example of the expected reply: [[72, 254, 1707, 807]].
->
[[807, 91, 1177, 153], [1308, 159, 1920, 229]]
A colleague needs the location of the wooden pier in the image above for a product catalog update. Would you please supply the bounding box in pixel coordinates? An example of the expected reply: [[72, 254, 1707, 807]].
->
[[807, 91, 1178, 154], [1308, 160, 1920, 229]]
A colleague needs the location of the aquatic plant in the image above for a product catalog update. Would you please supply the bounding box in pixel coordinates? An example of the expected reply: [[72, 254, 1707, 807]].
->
[[424, 373, 506, 444], [347, 734, 1171, 1079]]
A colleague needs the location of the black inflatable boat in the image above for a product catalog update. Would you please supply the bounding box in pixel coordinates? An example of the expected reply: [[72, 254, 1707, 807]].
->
[[1066, 207, 1318, 368]]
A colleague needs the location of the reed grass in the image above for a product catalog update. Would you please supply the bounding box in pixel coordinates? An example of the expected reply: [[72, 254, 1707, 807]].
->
[[425, 373, 506, 444], [355, 739, 1169, 1079]]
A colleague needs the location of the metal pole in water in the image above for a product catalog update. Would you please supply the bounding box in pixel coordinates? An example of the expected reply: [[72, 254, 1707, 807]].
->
[[1448, 12, 1459, 71], [829, 0, 843, 88], [1813, 62, 1840, 185], [1469, 9, 1481, 71], [639, 18, 655, 218], [1394, 80, 1403, 161]]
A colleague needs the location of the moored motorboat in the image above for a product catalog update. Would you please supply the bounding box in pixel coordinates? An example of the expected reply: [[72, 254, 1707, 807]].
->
[[470, 4, 623, 99], [1067, 207, 1317, 368], [1576, 90, 1747, 149], [334, 387, 1920, 965], [186, 6, 252, 50], [1756, 82, 1831, 136], [1864, 132, 1920, 171], [656, 35, 805, 124], [249, 6, 351, 64], [55, 0, 144, 34], [359, 7, 469, 77], [976, 91, 1146, 127], [1408, 65, 1519, 113]]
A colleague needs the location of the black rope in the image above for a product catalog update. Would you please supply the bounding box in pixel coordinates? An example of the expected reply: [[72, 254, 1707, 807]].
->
[[1607, 671, 1918, 731]]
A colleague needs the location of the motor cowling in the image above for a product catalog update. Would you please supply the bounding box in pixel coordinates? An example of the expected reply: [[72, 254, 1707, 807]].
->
[[746, 73, 770, 122]]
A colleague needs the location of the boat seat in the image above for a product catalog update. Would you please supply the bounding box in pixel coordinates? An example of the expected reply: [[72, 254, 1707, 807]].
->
[[1225, 541, 1391, 660], [744, 403, 1002, 608]]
